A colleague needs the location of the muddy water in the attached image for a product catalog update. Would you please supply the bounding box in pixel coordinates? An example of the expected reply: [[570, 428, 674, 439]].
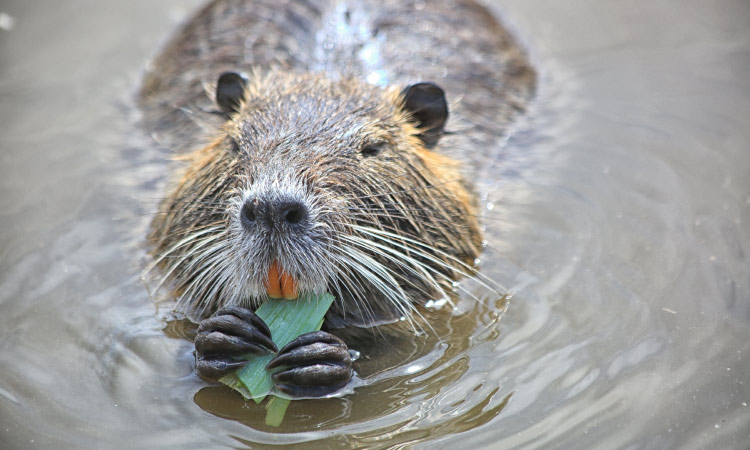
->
[[1, 0, 749, 448]]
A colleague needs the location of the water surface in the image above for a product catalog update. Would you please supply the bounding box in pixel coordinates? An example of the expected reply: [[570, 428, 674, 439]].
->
[[1, 0, 748, 448]]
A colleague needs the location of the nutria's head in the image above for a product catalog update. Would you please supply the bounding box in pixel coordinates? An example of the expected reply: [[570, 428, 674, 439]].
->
[[149, 70, 483, 327]]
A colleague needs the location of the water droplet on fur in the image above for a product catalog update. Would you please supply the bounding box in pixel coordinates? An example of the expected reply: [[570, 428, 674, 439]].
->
[[425, 298, 448, 309]]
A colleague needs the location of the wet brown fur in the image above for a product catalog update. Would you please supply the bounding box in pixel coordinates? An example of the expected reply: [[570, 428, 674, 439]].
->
[[142, 0, 535, 329]]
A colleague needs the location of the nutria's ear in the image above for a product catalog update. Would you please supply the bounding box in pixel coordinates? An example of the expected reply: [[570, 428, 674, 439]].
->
[[216, 72, 248, 114], [401, 82, 449, 148]]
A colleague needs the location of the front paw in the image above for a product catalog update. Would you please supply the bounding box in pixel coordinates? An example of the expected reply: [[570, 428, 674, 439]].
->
[[266, 331, 353, 398], [195, 306, 277, 381]]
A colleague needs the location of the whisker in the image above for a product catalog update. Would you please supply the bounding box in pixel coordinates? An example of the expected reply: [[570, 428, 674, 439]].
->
[[336, 246, 426, 335], [351, 224, 507, 294], [340, 233, 488, 312]]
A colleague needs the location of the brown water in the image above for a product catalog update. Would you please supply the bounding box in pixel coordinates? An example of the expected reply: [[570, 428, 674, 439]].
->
[[1, 0, 749, 448]]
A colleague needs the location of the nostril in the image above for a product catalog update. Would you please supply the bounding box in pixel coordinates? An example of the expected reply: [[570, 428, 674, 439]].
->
[[281, 202, 306, 225], [240, 199, 257, 227]]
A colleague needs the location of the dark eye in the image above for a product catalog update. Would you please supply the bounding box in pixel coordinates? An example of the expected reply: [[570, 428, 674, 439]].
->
[[361, 142, 386, 157]]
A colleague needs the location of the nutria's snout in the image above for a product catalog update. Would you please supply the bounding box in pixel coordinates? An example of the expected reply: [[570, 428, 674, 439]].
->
[[240, 195, 310, 232], [230, 172, 330, 303], [237, 189, 317, 297]]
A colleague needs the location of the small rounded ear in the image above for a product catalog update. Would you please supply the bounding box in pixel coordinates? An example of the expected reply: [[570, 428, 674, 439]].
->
[[400, 82, 449, 148], [216, 72, 248, 114]]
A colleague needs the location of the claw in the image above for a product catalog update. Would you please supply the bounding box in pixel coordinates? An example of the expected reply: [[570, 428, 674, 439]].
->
[[272, 363, 352, 397], [195, 330, 272, 357], [197, 309, 277, 353], [213, 306, 273, 339], [275, 330, 346, 355], [196, 355, 248, 382], [271, 363, 352, 387], [267, 341, 350, 370]]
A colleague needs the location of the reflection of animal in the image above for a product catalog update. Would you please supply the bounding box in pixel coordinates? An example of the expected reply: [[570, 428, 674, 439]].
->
[[141, 0, 535, 397]]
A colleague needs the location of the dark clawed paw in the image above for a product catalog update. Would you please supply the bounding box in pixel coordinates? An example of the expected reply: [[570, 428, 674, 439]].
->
[[266, 330, 353, 397], [194, 306, 277, 382]]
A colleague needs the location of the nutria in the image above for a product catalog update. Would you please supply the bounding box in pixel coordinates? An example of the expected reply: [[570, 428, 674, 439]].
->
[[141, 0, 535, 397]]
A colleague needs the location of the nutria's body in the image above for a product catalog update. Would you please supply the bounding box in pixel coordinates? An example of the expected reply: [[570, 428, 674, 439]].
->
[[142, 0, 534, 396]]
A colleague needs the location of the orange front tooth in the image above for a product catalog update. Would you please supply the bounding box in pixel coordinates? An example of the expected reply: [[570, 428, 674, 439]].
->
[[266, 261, 282, 298], [279, 269, 298, 300]]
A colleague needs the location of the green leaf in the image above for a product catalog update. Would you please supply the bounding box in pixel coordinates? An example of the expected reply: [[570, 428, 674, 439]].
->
[[219, 292, 335, 426], [265, 396, 291, 427]]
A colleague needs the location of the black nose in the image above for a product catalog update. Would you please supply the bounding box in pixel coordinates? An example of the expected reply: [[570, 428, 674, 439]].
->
[[240, 197, 309, 231]]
